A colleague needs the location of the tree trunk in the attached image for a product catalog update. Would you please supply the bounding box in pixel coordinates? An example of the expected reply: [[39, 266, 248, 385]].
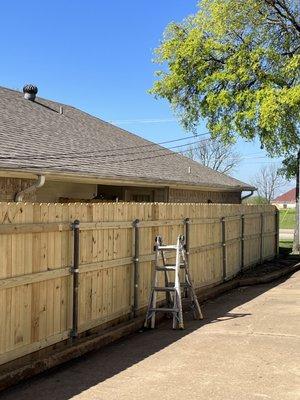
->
[[293, 150, 300, 254]]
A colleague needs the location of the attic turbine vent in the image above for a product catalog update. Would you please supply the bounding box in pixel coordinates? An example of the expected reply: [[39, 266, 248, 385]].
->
[[23, 84, 38, 101]]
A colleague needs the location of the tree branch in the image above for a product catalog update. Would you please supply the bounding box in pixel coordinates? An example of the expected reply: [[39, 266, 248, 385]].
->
[[264, 0, 300, 33]]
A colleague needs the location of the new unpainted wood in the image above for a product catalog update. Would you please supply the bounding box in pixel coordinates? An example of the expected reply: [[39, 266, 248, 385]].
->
[[0, 201, 277, 366]]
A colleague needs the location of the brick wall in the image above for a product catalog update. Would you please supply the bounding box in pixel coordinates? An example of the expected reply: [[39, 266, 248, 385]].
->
[[0, 177, 241, 204], [0, 177, 36, 202], [169, 188, 241, 204]]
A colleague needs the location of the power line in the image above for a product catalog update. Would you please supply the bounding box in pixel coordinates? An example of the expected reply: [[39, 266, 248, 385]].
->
[[0, 136, 210, 162], [1, 132, 211, 160], [5, 137, 211, 168], [9, 144, 273, 171], [0, 125, 272, 165]]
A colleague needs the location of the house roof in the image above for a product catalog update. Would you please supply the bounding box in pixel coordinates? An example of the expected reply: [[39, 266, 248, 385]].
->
[[273, 188, 296, 203], [0, 86, 253, 191]]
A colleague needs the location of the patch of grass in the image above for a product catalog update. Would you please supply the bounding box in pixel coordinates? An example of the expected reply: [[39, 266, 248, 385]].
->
[[279, 209, 296, 229], [279, 239, 293, 249]]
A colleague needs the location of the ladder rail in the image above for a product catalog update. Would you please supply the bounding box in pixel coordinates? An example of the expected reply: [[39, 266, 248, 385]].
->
[[144, 234, 203, 329], [160, 237, 172, 309], [181, 246, 203, 320], [174, 236, 184, 329]]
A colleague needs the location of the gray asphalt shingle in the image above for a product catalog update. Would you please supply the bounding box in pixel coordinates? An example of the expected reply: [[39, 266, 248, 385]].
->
[[0, 86, 253, 190]]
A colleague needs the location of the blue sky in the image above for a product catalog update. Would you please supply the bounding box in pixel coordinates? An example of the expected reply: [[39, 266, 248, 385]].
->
[[0, 1, 292, 194]]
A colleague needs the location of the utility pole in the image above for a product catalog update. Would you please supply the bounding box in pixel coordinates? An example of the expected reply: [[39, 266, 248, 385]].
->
[[293, 150, 300, 254]]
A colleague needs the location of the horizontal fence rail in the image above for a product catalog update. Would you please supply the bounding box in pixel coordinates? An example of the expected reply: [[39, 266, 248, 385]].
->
[[0, 202, 279, 366]]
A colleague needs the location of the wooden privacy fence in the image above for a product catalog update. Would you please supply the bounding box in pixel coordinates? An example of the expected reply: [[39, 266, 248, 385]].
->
[[0, 202, 279, 366]]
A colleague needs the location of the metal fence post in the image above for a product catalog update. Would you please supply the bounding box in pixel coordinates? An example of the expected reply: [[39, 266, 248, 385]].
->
[[71, 219, 80, 338], [221, 217, 227, 281], [275, 209, 279, 258], [184, 218, 190, 298], [241, 214, 245, 271], [184, 217, 190, 259], [132, 219, 140, 317], [260, 213, 264, 264]]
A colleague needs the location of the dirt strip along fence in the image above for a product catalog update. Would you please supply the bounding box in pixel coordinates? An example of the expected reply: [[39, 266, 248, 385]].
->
[[0, 201, 279, 366]]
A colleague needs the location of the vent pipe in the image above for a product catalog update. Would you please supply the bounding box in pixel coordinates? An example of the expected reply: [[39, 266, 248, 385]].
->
[[23, 84, 38, 101]]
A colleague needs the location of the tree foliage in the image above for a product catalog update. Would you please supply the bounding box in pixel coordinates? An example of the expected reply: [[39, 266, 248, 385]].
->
[[182, 138, 241, 173], [151, 0, 300, 177]]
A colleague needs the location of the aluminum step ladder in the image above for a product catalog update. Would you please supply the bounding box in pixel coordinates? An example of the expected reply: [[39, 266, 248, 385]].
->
[[144, 235, 203, 329]]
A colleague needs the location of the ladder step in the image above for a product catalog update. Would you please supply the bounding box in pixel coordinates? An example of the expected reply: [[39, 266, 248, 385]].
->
[[156, 264, 185, 271], [157, 245, 177, 250], [164, 263, 185, 267], [168, 282, 189, 288], [156, 266, 176, 271], [150, 307, 179, 312], [153, 286, 176, 292]]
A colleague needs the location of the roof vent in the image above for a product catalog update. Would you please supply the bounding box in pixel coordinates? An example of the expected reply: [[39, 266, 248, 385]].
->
[[23, 84, 38, 101]]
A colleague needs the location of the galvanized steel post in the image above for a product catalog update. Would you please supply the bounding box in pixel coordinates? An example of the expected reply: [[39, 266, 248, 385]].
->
[[183, 217, 190, 298], [184, 217, 190, 258], [132, 219, 140, 317], [241, 214, 245, 271], [275, 209, 279, 257], [260, 213, 264, 264], [221, 217, 227, 281], [71, 219, 80, 338]]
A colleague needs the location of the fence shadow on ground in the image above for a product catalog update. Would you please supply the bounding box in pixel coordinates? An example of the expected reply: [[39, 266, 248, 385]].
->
[[1, 275, 291, 400]]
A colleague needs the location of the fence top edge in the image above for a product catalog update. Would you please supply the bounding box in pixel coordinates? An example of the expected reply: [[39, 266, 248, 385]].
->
[[0, 201, 277, 209], [0, 210, 276, 229]]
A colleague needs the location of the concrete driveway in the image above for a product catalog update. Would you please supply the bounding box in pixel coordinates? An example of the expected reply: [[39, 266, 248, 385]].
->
[[2, 271, 300, 400]]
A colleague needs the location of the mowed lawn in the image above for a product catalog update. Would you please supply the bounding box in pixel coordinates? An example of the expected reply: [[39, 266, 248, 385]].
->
[[279, 209, 296, 229]]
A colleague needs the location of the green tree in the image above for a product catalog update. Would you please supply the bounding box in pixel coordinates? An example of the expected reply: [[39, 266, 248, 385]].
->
[[151, 0, 300, 177]]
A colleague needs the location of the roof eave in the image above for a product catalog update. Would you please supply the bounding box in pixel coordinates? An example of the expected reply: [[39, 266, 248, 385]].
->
[[0, 167, 255, 192]]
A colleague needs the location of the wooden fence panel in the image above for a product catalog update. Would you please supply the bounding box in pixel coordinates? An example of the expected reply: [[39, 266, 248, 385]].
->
[[263, 211, 277, 260], [0, 201, 277, 366], [77, 203, 135, 332], [0, 202, 72, 366], [244, 211, 261, 267]]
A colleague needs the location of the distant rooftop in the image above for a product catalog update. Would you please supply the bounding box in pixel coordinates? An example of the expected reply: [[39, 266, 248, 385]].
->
[[273, 188, 296, 203]]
